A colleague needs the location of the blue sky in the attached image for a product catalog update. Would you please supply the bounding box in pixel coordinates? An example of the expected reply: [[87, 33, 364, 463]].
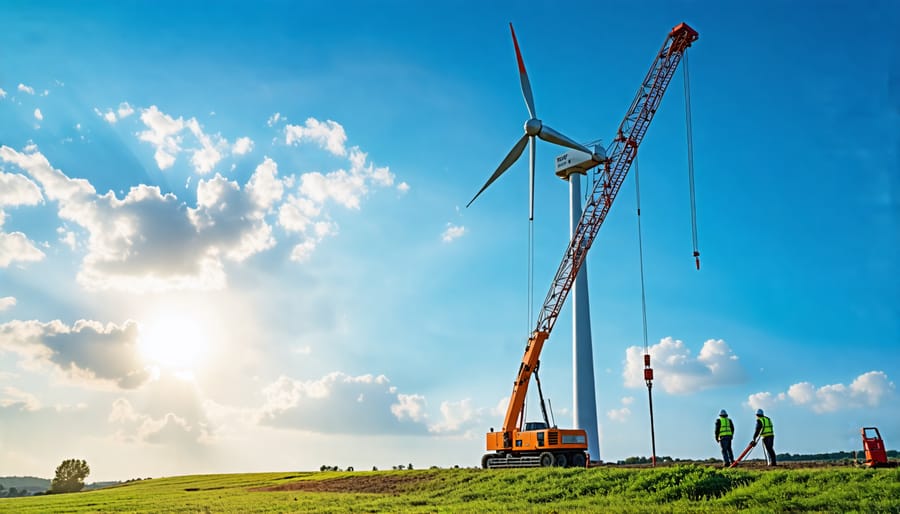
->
[[0, 1, 897, 480]]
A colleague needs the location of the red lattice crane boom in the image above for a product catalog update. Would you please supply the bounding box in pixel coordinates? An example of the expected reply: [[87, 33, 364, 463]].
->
[[484, 22, 698, 469]]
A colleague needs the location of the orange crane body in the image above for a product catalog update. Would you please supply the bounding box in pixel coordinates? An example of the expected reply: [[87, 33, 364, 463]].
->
[[482, 22, 699, 469]]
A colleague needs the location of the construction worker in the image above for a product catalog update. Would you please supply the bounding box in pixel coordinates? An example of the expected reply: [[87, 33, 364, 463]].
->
[[753, 409, 777, 466], [715, 409, 735, 466]]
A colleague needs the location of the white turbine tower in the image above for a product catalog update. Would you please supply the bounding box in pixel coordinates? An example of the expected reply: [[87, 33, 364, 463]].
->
[[555, 146, 606, 464]]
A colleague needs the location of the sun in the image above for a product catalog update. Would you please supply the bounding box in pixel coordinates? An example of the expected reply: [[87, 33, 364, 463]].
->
[[139, 312, 210, 373]]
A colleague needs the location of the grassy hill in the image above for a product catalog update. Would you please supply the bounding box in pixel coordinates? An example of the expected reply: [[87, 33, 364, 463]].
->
[[0, 477, 50, 496], [0, 465, 897, 512], [0, 476, 121, 496]]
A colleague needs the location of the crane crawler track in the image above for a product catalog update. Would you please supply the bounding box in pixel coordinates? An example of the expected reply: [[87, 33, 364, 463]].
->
[[482, 451, 587, 469]]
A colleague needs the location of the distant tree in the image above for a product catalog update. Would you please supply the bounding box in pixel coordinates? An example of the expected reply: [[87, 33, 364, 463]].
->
[[372, 466, 378, 471], [408, 463, 414, 470], [50, 459, 90, 493], [346, 466, 354, 472], [6, 486, 19, 497]]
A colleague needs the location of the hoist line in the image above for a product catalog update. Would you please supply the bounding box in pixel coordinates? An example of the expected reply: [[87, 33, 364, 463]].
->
[[683, 49, 700, 267], [634, 156, 650, 353]]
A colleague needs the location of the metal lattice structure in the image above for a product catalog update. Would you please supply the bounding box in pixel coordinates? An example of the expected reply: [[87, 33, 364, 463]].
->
[[535, 23, 699, 336]]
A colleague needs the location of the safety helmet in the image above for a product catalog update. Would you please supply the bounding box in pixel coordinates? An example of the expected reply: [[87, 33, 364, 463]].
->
[[719, 409, 727, 416], [756, 409, 764, 416]]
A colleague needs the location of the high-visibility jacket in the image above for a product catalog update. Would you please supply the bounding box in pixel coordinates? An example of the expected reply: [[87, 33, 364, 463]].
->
[[717, 417, 733, 437], [758, 415, 774, 437]]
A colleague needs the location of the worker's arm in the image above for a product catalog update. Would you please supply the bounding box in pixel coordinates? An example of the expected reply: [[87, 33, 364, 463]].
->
[[752, 419, 762, 440], [714, 419, 721, 441]]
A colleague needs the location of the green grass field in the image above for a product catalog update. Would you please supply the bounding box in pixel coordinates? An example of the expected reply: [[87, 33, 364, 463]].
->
[[1, 465, 898, 513]]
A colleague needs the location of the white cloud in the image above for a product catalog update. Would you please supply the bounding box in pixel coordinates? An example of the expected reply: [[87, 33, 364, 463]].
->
[[0, 145, 277, 291], [0, 88, 7, 98], [607, 396, 634, 422], [138, 106, 186, 170], [134, 106, 230, 174], [267, 112, 283, 127], [624, 337, 745, 394], [288, 238, 317, 262], [0, 319, 151, 390], [607, 407, 631, 422], [0, 226, 45, 267], [428, 399, 478, 434], [4, 104, 402, 280], [33, 108, 43, 121], [747, 371, 895, 413], [275, 141, 395, 261], [109, 397, 210, 445], [397, 182, 410, 193], [232, 136, 253, 156], [189, 173, 276, 261], [246, 157, 284, 210], [1, 387, 41, 411], [57, 227, 77, 250], [442, 223, 465, 243], [117, 102, 135, 119], [787, 382, 815, 404], [278, 194, 321, 234], [299, 169, 365, 209], [294, 147, 394, 211], [95, 106, 119, 124], [746, 391, 783, 412], [186, 119, 227, 174], [391, 394, 428, 422], [258, 372, 429, 435], [18, 83, 35, 95], [285, 118, 347, 156], [0, 297, 15, 311], [0, 171, 43, 206]]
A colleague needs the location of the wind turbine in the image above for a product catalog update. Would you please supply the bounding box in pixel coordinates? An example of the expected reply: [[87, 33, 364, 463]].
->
[[466, 23, 604, 461], [467, 23, 596, 220]]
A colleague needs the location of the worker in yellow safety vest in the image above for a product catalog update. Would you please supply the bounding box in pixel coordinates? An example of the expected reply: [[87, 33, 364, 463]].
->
[[714, 409, 735, 466], [752, 409, 777, 466]]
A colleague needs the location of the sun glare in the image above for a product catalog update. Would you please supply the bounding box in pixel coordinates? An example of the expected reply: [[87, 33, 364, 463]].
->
[[139, 313, 210, 373]]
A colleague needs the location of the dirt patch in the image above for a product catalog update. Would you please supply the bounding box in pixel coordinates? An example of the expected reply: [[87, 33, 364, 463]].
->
[[254, 473, 433, 495], [612, 460, 865, 470]]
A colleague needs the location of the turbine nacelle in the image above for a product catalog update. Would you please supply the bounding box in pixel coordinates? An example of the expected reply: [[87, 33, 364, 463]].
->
[[524, 118, 542, 136]]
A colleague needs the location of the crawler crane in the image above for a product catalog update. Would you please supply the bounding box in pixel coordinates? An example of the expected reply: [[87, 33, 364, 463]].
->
[[482, 22, 699, 469]]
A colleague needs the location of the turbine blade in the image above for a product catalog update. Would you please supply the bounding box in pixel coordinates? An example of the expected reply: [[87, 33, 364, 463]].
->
[[537, 124, 593, 154], [467, 134, 529, 208], [510, 23, 536, 120]]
